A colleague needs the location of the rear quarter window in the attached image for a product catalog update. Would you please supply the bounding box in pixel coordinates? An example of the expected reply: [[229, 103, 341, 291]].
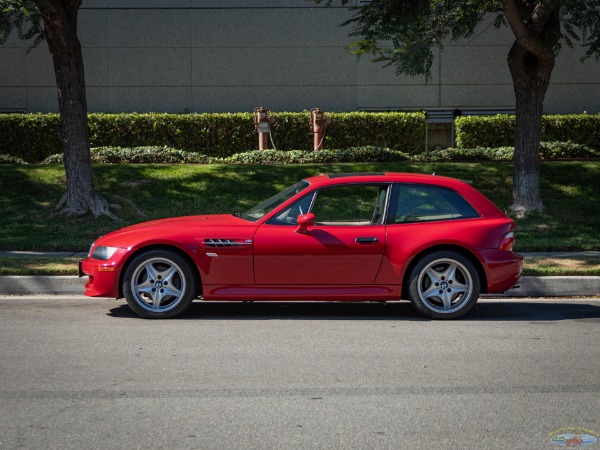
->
[[387, 184, 480, 224]]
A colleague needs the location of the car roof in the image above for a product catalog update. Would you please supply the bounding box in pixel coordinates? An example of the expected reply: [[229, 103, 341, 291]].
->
[[302, 172, 505, 217], [305, 172, 466, 186]]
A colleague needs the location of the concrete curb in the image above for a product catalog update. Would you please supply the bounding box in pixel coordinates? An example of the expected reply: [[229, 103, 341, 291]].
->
[[501, 276, 600, 297], [0, 275, 599, 297], [0, 276, 85, 295]]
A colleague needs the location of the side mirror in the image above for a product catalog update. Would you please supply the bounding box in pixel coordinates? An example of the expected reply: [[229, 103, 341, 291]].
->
[[295, 213, 315, 234]]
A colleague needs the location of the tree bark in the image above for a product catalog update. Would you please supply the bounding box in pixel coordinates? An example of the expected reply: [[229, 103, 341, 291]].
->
[[501, 0, 562, 217], [506, 42, 552, 217], [36, 0, 116, 218]]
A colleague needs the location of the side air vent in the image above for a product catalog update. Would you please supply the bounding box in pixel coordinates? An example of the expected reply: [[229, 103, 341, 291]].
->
[[203, 239, 252, 248]]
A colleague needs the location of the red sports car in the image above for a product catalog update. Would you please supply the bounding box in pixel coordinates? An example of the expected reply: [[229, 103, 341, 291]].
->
[[80, 173, 522, 319]]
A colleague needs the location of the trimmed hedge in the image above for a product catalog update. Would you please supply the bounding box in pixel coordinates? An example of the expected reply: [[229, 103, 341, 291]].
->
[[0, 112, 425, 163], [456, 114, 600, 149], [219, 147, 412, 165], [30, 141, 598, 166], [0, 154, 28, 164], [5, 112, 598, 163], [39, 146, 413, 165], [41, 146, 214, 165], [417, 141, 599, 161]]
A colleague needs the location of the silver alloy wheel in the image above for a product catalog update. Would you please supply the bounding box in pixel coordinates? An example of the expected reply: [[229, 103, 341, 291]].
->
[[417, 258, 473, 314], [130, 257, 187, 313]]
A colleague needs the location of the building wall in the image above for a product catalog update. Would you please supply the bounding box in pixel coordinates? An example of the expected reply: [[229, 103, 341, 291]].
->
[[1, 0, 599, 114]]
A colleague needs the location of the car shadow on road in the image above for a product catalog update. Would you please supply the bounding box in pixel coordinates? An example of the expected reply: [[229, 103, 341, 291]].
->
[[109, 301, 427, 321], [468, 300, 600, 322], [108, 299, 600, 322]]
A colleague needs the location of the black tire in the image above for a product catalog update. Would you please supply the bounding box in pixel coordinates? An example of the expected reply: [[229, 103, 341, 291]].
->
[[407, 250, 480, 319], [122, 249, 198, 319]]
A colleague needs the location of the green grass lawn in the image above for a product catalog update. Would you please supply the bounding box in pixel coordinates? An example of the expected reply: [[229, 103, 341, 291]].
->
[[1, 161, 599, 251]]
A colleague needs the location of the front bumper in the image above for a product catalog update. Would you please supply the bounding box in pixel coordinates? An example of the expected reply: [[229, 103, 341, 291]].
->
[[79, 254, 125, 298]]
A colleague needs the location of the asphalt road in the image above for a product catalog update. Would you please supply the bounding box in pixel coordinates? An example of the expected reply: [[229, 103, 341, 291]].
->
[[1, 296, 599, 450]]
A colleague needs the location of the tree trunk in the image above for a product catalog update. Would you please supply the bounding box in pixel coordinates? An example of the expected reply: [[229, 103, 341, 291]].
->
[[507, 42, 552, 217], [38, 0, 116, 218], [503, 3, 561, 218]]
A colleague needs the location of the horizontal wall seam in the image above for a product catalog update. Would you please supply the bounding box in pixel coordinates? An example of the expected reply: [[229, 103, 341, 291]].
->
[[5, 83, 599, 88]]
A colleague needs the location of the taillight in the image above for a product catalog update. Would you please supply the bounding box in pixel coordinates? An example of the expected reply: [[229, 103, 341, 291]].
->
[[499, 232, 515, 251]]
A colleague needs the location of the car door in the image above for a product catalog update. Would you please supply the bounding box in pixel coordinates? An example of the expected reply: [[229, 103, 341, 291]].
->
[[253, 183, 388, 285]]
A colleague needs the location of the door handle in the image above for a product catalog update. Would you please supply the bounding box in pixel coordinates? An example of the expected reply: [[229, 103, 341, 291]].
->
[[355, 237, 379, 244]]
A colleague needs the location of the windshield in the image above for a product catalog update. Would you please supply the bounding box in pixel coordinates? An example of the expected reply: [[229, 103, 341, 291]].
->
[[241, 180, 310, 222]]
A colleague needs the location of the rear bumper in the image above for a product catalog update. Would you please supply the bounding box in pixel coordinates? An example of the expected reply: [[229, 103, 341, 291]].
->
[[479, 250, 524, 293]]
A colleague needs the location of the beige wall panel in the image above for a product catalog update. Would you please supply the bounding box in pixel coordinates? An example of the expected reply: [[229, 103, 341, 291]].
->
[[544, 84, 600, 114], [108, 9, 191, 48], [2, 5, 599, 114], [448, 15, 514, 46], [441, 84, 515, 108], [87, 87, 110, 112], [441, 46, 512, 85], [357, 85, 439, 110], [79, 9, 108, 48], [1, 29, 26, 48], [269, 47, 357, 86], [271, 85, 357, 112], [193, 46, 357, 88], [357, 51, 439, 86], [110, 87, 192, 113], [81, 0, 107, 7], [0, 49, 26, 86], [108, 0, 190, 7], [0, 88, 26, 111], [197, 0, 336, 6], [275, 0, 337, 6], [26, 49, 55, 87], [192, 48, 277, 86], [270, 8, 354, 47], [27, 87, 58, 112], [190, 1, 273, 7], [191, 9, 275, 48], [191, 8, 351, 48], [84, 48, 109, 87], [192, 86, 275, 113], [109, 48, 191, 87], [26, 48, 108, 88], [552, 49, 600, 84]]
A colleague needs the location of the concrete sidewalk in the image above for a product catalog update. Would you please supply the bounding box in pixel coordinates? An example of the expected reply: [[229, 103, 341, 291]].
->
[[1, 251, 599, 297]]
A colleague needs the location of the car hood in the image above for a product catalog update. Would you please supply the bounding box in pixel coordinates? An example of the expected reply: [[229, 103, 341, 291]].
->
[[95, 214, 251, 246], [121, 214, 245, 230]]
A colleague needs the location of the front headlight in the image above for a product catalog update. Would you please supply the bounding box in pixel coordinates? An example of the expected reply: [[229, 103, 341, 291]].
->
[[91, 246, 119, 261]]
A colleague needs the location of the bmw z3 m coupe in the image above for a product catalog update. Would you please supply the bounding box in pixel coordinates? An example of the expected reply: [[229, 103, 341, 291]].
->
[[80, 172, 523, 319]]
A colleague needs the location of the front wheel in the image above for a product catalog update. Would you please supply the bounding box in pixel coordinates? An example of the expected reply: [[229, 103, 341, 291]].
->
[[122, 249, 198, 319], [407, 251, 480, 319]]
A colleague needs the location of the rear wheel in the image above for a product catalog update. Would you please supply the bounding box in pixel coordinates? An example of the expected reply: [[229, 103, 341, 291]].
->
[[408, 251, 480, 319], [123, 249, 198, 319]]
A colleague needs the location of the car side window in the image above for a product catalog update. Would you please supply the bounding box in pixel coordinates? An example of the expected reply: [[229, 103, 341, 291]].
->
[[311, 184, 387, 226], [267, 192, 315, 225], [387, 184, 479, 224]]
